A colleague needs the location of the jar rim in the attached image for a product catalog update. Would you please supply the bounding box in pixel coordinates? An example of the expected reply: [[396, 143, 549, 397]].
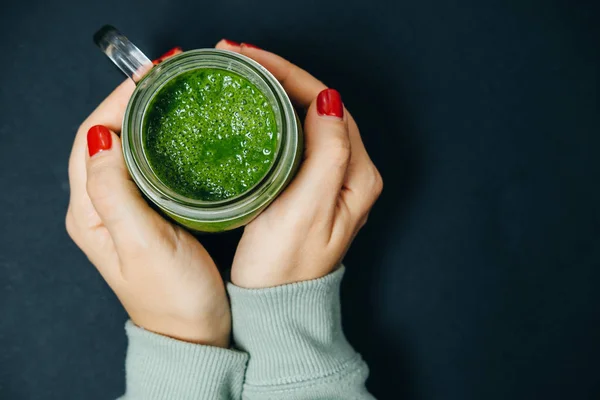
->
[[122, 49, 300, 225]]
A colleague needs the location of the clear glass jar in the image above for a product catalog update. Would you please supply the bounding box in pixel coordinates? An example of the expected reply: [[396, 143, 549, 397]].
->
[[95, 27, 302, 232]]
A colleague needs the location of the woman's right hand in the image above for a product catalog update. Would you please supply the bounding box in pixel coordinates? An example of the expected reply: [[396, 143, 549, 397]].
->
[[66, 76, 231, 348], [216, 41, 383, 288]]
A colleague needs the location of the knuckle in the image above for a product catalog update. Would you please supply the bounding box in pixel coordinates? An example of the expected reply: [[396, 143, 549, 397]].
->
[[327, 136, 351, 167], [356, 174, 381, 215], [86, 169, 108, 199], [357, 167, 383, 210], [86, 164, 120, 209], [372, 169, 384, 196]]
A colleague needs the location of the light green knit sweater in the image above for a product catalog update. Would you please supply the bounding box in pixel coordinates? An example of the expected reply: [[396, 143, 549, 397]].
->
[[120, 267, 373, 399]]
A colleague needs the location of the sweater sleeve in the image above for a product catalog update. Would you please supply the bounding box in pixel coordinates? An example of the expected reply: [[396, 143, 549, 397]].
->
[[227, 267, 375, 400], [119, 321, 248, 400]]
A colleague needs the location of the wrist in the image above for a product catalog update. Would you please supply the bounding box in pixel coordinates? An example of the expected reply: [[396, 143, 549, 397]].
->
[[129, 304, 231, 348], [231, 261, 339, 289]]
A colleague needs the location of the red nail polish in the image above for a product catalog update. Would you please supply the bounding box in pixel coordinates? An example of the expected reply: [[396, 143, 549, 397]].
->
[[152, 46, 183, 65], [316, 89, 344, 118], [223, 39, 240, 47], [87, 125, 112, 157], [241, 42, 261, 50]]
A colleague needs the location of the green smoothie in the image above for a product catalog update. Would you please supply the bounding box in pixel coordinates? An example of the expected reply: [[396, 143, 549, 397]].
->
[[144, 68, 278, 201]]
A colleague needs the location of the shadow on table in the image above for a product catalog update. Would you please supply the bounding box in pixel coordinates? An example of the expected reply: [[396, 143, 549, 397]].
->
[[326, 51, 423, 399]]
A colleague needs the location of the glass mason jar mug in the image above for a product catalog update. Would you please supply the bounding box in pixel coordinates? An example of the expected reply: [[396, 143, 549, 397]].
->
[[94, 26, 302, 232]]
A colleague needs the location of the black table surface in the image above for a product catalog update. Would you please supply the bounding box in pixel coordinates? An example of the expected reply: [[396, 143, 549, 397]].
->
[[1, 0, 599, 399]]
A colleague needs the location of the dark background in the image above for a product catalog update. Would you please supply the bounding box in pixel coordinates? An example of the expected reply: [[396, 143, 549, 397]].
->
[[1, 0, 599, 399]]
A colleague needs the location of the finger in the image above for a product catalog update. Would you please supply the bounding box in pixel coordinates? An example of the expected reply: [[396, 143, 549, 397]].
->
[[215, 39, 326, 108], [67, 79, 136, 259], [276, 89, 350, 218], [70, 45, 183, 200], [85, 125, 173, 257], [152, 46, 183, 65], [340, 113, 383, 220], [69, 79, 136, 203]]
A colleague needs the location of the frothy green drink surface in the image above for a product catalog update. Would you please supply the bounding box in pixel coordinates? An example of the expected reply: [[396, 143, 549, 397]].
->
[[144, 68, 278, 201]]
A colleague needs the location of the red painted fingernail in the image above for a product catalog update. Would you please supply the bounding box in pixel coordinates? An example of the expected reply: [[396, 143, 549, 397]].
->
[[316, 89, 344, 119], [152, 46, 183, 65], [223, 39, 240, 47], [241, 42, 261, 50], [87, 125, 112, 157]]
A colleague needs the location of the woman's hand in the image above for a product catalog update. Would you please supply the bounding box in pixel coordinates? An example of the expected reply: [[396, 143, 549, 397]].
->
[[216, 41, 383, 288], [66, 78, 230, 347]]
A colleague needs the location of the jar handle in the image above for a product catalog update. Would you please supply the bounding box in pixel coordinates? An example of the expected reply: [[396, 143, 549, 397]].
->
[[93, 25, 153, 84]]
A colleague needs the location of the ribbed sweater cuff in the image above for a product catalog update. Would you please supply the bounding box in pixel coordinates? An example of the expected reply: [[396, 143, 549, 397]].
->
[[227, 267, 360, 386], [123, 321, 248, 399]]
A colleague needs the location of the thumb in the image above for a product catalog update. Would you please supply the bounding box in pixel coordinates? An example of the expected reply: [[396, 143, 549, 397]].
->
[[279, 89, 350, 215], [85, 125, 169, 256]]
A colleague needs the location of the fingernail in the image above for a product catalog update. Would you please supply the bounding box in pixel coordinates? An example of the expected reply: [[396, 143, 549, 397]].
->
[[316, 89, 344, 119], [87, 125, 112, 157], [240, 42, 261, 50], [223, 39, 240, 47], [152, 46, 183, 65]]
